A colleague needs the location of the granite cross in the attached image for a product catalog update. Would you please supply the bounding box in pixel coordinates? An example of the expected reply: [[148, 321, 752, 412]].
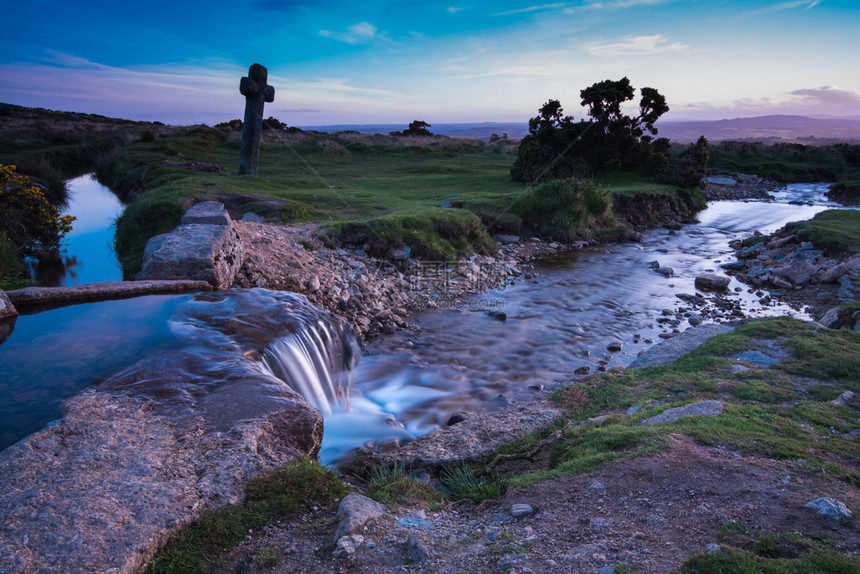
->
[[238, 63, 275, 175]]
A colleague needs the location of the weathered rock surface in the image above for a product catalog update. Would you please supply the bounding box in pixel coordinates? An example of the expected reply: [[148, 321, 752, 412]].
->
[[0, 386, 322, 574], [181, 199, 232, 225], [376, 394, 560, 471], [0, 289, 16, 344], [334, 493, 389, 541], [6, 279, 211, 311], [136, 221, 245, 289], [695, 273, 731, 291], [804, 497, 854, 521], [0, 288, 16, 320], [629, 323, 735, 368], [641, 400, 724, 426]]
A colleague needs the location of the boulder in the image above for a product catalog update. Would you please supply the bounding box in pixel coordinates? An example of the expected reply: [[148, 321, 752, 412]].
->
[[821, 256, 860, 283], [0, 288, 17, 320], [333, 493, 388, 542], [818, 307, 843, 329], [804, 497, 853, 521], [136, 223, 245, 289], [641, 400, 724, 426], [695, 274, 730, 291], [0, 387, 322, 574], [0, 289, 18, 344], [777, 260, 815, 285], [181, 200, 232, 225]]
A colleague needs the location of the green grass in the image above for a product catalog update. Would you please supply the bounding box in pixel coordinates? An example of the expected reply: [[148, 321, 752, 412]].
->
[[708, 141, 860, 183], [365, 459, 441, 506], [146, 457, 349, 573], [677, 526, 860, 573], [485, 316, 859, 489], [783, 209, 860, 254], [439, 463, 507, 503], [94, 126, 707, 274]]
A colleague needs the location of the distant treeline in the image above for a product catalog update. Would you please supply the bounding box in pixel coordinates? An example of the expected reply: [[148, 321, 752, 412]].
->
[[707, 141, 860, 183]]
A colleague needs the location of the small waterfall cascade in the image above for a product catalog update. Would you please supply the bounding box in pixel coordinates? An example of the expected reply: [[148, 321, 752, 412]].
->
[[257, 318, 360, 415]]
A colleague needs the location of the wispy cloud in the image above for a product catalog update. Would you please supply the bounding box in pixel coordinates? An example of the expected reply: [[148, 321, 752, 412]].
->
[[447, 6, 469, 14], [741, 1, 821, 17], [583, 0, 669, 10], [496, 3, 568, 16], [791, 85, 860, 106], [319, 22, 378, 44], [586, 34, 688, 57]]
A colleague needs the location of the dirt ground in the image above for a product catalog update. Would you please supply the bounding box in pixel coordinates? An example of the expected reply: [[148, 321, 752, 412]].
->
[[216, 436, 859, 573]]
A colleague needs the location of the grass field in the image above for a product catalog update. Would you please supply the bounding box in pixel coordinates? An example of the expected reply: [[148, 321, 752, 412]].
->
[[96, 126, 697, 276]]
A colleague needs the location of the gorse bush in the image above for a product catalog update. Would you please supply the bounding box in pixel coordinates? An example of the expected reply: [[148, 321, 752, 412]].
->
[[0, 164, 75, 259]]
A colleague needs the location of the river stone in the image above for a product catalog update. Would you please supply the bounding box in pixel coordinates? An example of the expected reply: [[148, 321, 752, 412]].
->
[[181, 200, 232, 225], [0, 288, 16, 320], [0, 386, 323, 574], [641, 400, 724, 426], [695, 273, 730, 291], [511, 503, 534, 517], [818, 307, 842, 329], [821, 257, 860, 283], [778, 260, 815, 285], [136, 223, 245, 289], [804, 497, 853, 521], [333, 493, 388, 541], [629, 323, 735, 368]]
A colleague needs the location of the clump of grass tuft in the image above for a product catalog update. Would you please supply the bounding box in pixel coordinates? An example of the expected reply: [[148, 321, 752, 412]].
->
[[146, 457, 348, 574], [513, 178, 616, 242], [439, 463, 506, 503], [365, 458, 440, 506], [254, 546, 280, 569]]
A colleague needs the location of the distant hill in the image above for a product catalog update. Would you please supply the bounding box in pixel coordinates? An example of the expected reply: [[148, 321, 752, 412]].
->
[[301, 115, 860, 144], [657, 115, 860, 144], [298, 122, 530, 141]]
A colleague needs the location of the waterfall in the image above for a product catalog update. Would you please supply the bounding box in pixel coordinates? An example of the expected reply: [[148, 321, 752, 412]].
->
[[257, 318, 359, 415]]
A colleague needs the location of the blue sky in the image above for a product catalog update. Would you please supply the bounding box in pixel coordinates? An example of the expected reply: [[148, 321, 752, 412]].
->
[[2, 0, 859, 125]]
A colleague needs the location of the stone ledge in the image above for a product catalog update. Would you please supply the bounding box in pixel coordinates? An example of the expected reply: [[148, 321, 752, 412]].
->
[[6, 280, 212, 312]]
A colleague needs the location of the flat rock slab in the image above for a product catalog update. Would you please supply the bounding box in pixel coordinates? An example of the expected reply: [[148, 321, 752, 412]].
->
[[6, 280, 212, 311], [0, 387, 322, 574], [379, 395, 560, 471], [641, 400, 724, 426], [628, 323, 735, 368], [136, 223, 245, 289], [181, 200, 232, 225], [734, 350, 782, 366]]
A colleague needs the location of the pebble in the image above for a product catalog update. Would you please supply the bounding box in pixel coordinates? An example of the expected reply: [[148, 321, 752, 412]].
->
[[511, 504, 534, 517]]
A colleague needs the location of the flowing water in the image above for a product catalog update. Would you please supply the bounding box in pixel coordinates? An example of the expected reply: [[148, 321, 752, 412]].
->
[[0, 183, 849, 463]]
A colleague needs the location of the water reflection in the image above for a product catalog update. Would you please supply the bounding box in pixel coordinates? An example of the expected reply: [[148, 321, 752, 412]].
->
[[27, 174, 123, 286]]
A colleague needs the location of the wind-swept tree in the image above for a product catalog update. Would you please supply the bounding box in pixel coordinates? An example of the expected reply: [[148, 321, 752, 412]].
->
[[511, 77, 672, 183]]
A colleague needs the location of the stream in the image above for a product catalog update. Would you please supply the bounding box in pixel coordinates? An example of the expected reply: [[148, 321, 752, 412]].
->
[[0, 182, 847, 462]]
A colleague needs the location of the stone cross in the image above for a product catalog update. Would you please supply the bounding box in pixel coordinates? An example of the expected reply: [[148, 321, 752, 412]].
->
[[238, 63, 275, 175]]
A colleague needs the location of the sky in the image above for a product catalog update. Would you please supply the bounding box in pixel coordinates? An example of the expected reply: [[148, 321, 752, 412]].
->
[[1, 0, 859, 126]]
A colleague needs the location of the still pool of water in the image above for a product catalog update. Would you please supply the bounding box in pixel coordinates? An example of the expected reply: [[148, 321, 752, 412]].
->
[[27, 174, 124, 286]]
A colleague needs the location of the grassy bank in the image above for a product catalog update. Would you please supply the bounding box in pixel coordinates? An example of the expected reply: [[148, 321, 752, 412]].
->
[[96, 126, 699, 276], [783, 209, 860, 254], [0, 103, 173, 199]]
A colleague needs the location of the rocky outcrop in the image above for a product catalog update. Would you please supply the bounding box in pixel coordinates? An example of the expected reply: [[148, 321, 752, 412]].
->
[[0, 289, 354, 573], [0, 289, 16, 344], [6, 279, 211, 311], [641, 400, 724, 426], [722, 227, 860, 320], [136, 201, 245, 289], [0, 386, 322, 574]]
